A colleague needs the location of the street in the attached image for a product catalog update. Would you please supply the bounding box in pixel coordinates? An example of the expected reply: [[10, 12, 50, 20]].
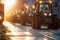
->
[[2, 21, 60, 40], [0, 0, 60, 40]]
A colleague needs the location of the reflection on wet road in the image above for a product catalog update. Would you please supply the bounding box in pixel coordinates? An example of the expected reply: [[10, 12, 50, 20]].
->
[[3, 21, 60, 40]]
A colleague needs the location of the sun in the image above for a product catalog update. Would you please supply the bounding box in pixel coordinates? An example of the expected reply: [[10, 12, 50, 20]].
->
[[3, 0, 16, 13]]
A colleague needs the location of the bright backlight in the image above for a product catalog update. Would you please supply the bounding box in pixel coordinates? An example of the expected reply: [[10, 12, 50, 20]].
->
[[3, 0, 16, 13]]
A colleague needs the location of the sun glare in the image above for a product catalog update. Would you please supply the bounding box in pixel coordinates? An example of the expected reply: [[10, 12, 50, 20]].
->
[[3, 0, 16, 13]]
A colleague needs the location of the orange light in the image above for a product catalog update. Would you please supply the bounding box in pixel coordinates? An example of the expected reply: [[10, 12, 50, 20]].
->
[[26, 5, 29, 9], [49, 1, 52, 4], [17, 15, 20, 17], [39, 1, 42, 4], [49, 0, 52, 4], [0, 16, 2, 19], [22, 11, 24, 14], [32, 5, 35, 9]]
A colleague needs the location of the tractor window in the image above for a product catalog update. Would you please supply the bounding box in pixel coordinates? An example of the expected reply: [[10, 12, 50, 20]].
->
[[39, 4, 51, 13]]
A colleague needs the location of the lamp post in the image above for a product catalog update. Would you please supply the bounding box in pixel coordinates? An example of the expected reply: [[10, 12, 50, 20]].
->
[[32, 0, 41, 29]]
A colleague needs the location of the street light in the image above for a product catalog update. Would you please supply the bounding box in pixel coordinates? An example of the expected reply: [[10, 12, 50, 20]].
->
[[24, 4, 29, 9], [49, 0, 52, 4], [17, 15, 20, 17], [39, 1, 42, 4], [21, 11, 24, 14], [32, 5, 35, 9], [26, 5, 29, 9], [49, 1, 52, 4]]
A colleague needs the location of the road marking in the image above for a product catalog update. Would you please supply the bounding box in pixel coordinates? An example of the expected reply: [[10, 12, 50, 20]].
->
[[40, 33, 56, 40]]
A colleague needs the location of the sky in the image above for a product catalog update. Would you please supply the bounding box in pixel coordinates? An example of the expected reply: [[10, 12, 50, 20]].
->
[[26, 0, 36, 5]]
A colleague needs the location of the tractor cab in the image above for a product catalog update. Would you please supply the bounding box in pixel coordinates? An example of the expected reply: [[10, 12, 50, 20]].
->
[[32, 0, 58, 29]]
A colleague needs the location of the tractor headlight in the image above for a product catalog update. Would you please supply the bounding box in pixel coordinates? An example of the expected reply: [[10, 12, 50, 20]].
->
[[49, 13, 52, 16], [44, 13, 47, 16]]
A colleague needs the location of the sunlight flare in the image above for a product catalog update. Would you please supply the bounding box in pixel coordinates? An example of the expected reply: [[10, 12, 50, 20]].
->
[[3, 0, 16, 13]]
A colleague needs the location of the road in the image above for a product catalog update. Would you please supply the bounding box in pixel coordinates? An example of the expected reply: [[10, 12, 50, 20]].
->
[[3, 21, 60, 40]]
